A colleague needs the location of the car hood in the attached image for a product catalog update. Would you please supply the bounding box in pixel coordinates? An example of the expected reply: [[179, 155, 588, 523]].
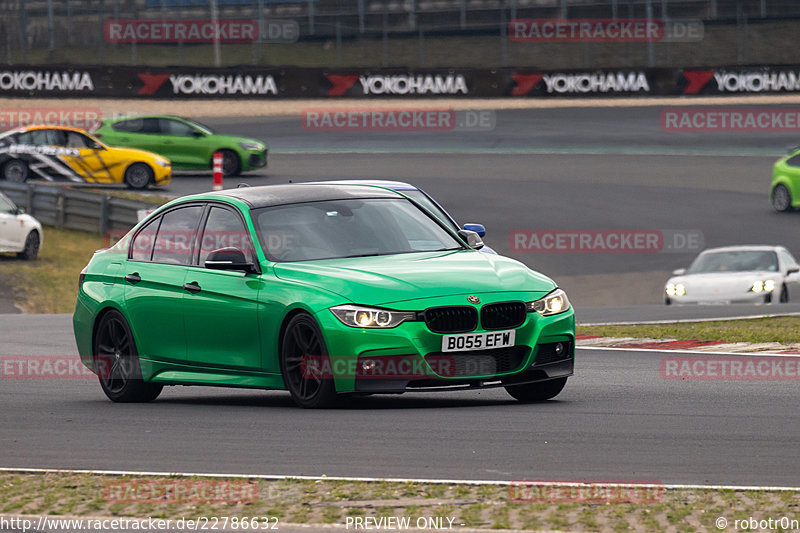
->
[[273, 250, 556, 306]]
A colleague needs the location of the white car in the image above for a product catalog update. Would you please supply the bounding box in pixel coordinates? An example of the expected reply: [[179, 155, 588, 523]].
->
[[0, 192, 42, 260], [665, 245, 800, 305]]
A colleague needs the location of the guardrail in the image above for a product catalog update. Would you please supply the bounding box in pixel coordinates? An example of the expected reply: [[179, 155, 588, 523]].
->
[[0, 182, 159, 235]]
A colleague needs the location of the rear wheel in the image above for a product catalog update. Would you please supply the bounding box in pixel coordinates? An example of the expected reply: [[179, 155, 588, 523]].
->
[[505, 377, 567, 402], [279, 313, 338, 409], [94, 310, 162, 402], [124, 163, 154, 190], [219, 150, 241, 177], [17, 231, 39, 260], [3, 160, 29, 182], [771, 184, 793, 212]]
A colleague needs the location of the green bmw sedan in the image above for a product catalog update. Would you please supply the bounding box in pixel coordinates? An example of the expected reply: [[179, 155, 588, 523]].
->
[[73, 184, 574, 408]]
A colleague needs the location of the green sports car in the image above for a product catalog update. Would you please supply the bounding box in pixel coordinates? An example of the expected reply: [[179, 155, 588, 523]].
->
[[73, 184, 574, 408], [93, 115, 267, 177], [771, 148, 800, 212]]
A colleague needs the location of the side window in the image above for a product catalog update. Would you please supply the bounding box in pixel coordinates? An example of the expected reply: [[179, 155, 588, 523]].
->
[[47, 129, 68, 147], [16, 130, 49, 146], [112, 118, 160, 134], [159, 118, 196, 137], [198, 207, 253, 266], [152, 206, 203, 265], [780, 250, 798, 270], [130, 217, 160, 261], [0, 195, 15, 214], [66, 131, 90, 149]]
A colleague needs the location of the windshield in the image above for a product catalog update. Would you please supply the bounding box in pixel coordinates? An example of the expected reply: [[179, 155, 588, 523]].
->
[[401, 190, 458, 231], [688, 251, 779, 274], [253, 198, 463, 262]]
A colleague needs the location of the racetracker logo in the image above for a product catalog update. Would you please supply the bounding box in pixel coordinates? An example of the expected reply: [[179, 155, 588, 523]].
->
[[661, 356, 800, 380], [509, 480, 664, 503], [509, 18, 702, 43], [0, 107, 101, 129], [301, 108, 495, 132], [301, 355, 467, 379], [661, 108, 800, 132], [1, 356, 96, 379], [509, 230, 703, 254], [104, 480, 259, 504], [104, 19, 258, 43]]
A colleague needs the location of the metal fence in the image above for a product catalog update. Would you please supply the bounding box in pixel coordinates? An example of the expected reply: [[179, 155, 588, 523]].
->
[[0, 182, 159, 235], [1, 0, 800, 69]]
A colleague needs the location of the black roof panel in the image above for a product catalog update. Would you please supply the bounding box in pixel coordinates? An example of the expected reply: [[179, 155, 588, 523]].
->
[[211, 184, 403, 208]]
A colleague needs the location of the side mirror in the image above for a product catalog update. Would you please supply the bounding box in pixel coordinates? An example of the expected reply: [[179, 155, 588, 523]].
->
[[191, 130, 205, 138], [787, 267, 800, 275], [463, 223, 486, 237], [458, 229, 484, 250], [204, 247, 257, 273], [672, 268, 687, 276]]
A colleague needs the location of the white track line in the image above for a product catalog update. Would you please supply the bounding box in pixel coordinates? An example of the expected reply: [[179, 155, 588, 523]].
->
[[580, 311, 800, 326], [577, 346, 800, 356], [0, 467, 798, 492]]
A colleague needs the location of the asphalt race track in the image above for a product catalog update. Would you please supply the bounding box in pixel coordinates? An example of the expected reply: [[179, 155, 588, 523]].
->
[[145, 105, 800, 306], [1, 314, 799, 486]]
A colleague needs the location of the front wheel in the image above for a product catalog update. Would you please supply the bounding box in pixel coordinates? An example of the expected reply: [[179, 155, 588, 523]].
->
[[218, 150, 241, 177], [124, 163, 154, 190], [94, 310, 162, 402], [279, 313, 338, 409], [3, 160, 29, 182], [771, 184, 793, 212], [505, 377, 567, 403], [17, 231, 39, 260]]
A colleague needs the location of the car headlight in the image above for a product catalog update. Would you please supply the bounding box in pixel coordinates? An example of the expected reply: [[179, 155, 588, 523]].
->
[[665, 283, 685, 297], [330, 305, 418, 328], [527, 288, 570, 316], [750, 279, 776, 293], [239, 141, 263, 151], [156, 159, 170, 167]]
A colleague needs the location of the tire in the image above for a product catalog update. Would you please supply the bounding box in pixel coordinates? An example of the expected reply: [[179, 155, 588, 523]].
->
[[17, 231, 39, 260], [124, 163, 154, 190], [771, 184, 793, 212], [219, 150, 241, 177], [3, 160, 29, 183], [664, 297, 672, 306], [505, 377, 567, 403], [780, 285, 789, 303], [94, 310, 162, 403], [279, 313, 338, 409]]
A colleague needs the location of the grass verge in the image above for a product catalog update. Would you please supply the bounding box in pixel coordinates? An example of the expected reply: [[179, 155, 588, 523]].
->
[[0, 227, 107, 314], [578, 316, 800, 345], [0, 473, 797, 532]]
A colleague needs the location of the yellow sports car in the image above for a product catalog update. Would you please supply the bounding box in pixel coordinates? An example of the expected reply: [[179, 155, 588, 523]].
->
[[0, 125, 171, 189]]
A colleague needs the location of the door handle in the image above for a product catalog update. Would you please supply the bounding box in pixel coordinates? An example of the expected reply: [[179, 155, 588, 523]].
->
[[124, 273, 141, 284], [183, 282, 201, 293]]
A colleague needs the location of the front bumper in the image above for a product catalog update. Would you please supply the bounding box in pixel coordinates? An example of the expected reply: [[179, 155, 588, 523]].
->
[[314, 294, 575, 393], [245, 149, 268, 169], [668, 291, 773, 305]]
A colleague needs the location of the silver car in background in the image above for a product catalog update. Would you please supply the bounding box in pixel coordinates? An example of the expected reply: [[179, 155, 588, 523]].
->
[[665, 245, 800, 305]]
